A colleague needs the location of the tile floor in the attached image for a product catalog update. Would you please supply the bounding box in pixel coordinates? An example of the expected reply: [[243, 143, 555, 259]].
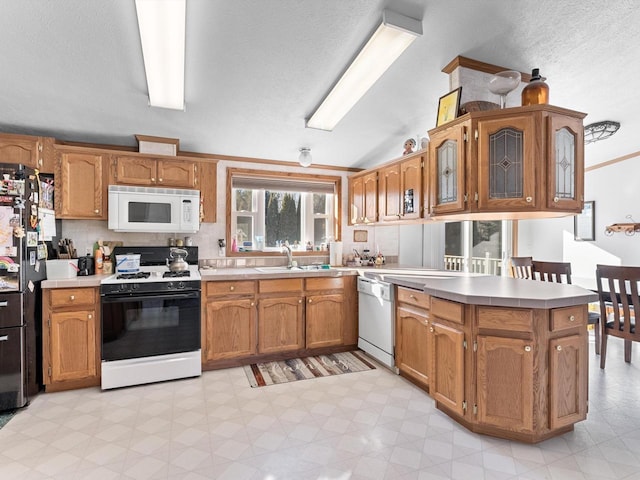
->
[[1, 333, 639, 480]]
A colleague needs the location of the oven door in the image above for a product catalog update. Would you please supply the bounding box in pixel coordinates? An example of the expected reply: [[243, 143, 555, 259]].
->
[[101, 290, 201, 362]]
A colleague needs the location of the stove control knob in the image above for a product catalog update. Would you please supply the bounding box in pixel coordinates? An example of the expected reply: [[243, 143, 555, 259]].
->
[[177, 281, 184, 289], [133, 283, 139, 290], [167, 282, 174, 289]]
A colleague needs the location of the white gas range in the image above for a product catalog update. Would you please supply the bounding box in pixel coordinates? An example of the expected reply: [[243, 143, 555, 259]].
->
[[100, 246, 202, 390]]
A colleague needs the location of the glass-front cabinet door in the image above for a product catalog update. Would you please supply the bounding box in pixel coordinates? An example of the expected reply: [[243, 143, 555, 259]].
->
[[430, 123, 468, 216], [400, 154, 423, 220], [476, 115, 537, 211], [547, 115, 584, 211]]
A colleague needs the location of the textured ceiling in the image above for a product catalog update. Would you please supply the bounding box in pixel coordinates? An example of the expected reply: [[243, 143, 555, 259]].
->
[[1, 0, 639, 169]]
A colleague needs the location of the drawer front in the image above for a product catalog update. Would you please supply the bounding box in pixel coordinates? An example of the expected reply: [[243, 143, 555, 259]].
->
[[305, 277, 344, 291], [206, 281, 255, 296], [397, 287, 430, 310], [477, 306, 533, 332], [550, 306, 586, 332], [259, 278, 303, 294], [49, 288, 96, 308], [431, 297, 464, 324], [0, 293, 22, 328]]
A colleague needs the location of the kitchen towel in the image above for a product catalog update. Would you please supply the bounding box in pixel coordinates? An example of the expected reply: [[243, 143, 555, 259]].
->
[[329, 241, 343, 266]]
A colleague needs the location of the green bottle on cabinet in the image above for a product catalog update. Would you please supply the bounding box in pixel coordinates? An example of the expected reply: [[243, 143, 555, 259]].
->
[[521, 68, 549, 106]]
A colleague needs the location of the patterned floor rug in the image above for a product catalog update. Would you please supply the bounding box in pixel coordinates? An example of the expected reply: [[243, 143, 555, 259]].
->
[[0, 410, 16, 430], [243, 351, 376, 387]]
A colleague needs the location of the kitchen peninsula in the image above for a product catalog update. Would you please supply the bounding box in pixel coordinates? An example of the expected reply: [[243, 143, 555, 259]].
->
[[376, 272, 598, 443]]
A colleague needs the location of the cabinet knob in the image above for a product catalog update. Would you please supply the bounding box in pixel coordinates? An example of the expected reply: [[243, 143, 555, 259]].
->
[[94, 209, 100, 214], [524, 345, 532, 352], [88, 314, 92, 319], [526, 196, 533, 203], [251, 302, 255, 307], [229, 286, 235, 291], [430, 327, 434, 332], [569, 315, 575, 322], [159, 178, 163, 182], [423, 320, 429, 326], [298, 299, 302, 304], [556, 345, 562, 351], [553, 196, 559, 203], [308, 299, 313, 303], [410, 294, 416, 299], [151, 177, 156, 182], [69, 295, 75, 301]]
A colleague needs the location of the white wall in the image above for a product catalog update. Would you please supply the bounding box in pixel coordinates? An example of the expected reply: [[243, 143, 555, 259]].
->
[[517, 153, 640, 275]]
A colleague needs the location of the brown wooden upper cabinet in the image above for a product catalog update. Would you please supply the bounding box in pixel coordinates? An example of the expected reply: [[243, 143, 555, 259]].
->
[[379, 152, 426, 222], [113, 154, 197, 188], [0, 132, 55, 172], [55, 146, 107, 219], [428, 105, 586, 220], [349, 171, 377, 225]]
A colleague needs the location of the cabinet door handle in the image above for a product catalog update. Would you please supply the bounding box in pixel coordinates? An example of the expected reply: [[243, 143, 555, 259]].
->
[[556, 345, 562, 351], [569, 315, 575, 322], [525, 196, 533, 203], [524, 345, 532, 352], [0, 301, 8, 307], [70, 295, 75, 301], [0, 335, 8, 342], [553, 196, 559, 203]]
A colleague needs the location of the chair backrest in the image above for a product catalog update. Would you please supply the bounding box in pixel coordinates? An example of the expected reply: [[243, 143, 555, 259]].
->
[[532, 260, 572, 284], [510, 256, 533, 279], [596, 264, 640, 341]]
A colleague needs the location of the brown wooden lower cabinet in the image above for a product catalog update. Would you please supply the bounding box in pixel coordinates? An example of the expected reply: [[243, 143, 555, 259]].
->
[[201, 275, 358, 370], [395, 287, 432, 390], [258, 295, 304, 353], [395, 289, 589, 443], [204, 298, 256, 361], [42, 287, 100, 392]]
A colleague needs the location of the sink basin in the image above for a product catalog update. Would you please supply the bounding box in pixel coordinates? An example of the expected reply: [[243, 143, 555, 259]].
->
[[255, 265, 328, 273]]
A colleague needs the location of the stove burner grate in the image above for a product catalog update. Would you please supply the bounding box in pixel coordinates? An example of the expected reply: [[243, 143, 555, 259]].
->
[[163, 271, 191, 278], [116, 272, 151, 280]]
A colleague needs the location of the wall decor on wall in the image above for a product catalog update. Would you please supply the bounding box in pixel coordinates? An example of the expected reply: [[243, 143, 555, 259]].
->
[[574, 201, 595, 241], [353, 230, 368, 242]]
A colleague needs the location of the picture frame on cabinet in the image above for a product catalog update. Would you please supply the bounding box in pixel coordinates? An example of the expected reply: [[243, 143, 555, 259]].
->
[[436, 87, 462, 127], [574, 201, 595, 241]]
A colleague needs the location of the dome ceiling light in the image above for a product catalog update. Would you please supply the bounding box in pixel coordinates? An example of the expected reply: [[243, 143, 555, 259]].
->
[[584, 121, 620, 144]]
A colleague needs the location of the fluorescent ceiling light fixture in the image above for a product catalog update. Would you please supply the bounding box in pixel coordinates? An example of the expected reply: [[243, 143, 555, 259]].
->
[[135, 0, 186, 110], [306, 10, 422, 131]]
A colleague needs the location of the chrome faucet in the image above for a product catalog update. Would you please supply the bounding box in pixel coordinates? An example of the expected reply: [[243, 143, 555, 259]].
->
[[282, 242, 293, 268]]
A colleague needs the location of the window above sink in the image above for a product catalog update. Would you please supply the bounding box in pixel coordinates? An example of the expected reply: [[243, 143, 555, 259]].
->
[[227, 168, 342, 256]]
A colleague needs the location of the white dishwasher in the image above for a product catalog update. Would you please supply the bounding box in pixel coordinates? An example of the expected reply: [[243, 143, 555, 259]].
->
[[357, 276, 396, 371]]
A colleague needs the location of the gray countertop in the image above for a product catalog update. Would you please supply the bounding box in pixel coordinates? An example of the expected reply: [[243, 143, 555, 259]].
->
[[382, 274, 598, 309], [40, 268, 598, 310]]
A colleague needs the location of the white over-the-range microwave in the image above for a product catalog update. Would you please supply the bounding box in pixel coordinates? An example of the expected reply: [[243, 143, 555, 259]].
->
[[108, 185, 200, 233]]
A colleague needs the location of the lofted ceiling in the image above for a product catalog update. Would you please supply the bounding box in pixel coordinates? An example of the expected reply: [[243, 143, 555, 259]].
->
[[1, 0, 639, 170]]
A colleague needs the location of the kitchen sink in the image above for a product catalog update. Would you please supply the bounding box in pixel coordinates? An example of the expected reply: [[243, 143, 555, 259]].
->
[[255, 265, 328, 273]]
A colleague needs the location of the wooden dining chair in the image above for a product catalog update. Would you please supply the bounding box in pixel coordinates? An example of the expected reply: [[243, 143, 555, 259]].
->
[[510, 256, 533, 279], [533, 260, 601, 354], [532, 260, 572, 283], [596, 264, 640, 369]]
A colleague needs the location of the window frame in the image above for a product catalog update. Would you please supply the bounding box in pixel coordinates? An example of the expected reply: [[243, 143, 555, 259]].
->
[[226, 168, 342, 256]]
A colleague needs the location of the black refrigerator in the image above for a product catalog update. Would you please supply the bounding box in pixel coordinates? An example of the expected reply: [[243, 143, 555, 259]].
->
[[0, 164, 53, 411]]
